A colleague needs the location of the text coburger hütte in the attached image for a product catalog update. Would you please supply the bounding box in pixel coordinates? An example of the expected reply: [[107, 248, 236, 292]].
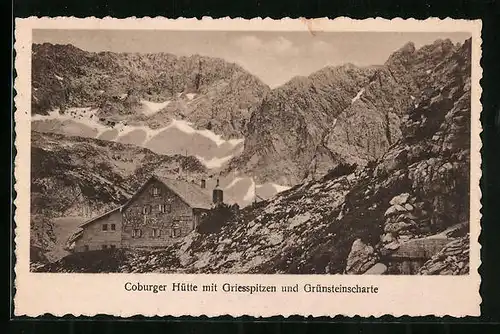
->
[[124, 282, 379, 294]]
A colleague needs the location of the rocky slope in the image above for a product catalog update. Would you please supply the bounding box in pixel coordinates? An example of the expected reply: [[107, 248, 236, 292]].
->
[[229, 39, 463, 185], [32, 43, 269, 139]]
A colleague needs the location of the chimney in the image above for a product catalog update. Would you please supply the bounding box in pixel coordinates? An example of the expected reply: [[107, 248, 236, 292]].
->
[[201, 179, 206, 189], [212, 178, 223, 205]]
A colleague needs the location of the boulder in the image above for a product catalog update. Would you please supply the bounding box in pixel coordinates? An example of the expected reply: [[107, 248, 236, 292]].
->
[[390, 193, 410, 206], [384, 204, 408, 217], [268, 232, 284, 246], [383, 241, 401, 251], [404, 203, 414, 211], [384, 221, 413, 234], [363, 263, 388, 275], [345, 239, 377, 274]]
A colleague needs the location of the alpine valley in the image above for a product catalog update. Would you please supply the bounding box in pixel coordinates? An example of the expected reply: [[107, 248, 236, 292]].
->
[[31, 37, 472, 275]]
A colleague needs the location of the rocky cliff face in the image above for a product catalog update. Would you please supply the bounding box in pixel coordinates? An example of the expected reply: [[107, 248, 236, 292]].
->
[[32, 43, 269, 138], [229, 39, 463, 185]]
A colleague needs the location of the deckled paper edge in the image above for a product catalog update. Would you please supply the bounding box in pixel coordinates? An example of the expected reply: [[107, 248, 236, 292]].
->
[[13, 16, 483, 318]]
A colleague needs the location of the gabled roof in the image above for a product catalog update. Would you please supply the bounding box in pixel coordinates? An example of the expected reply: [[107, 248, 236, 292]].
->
[[68, 206, 123, 243], [155, 175, 213, 210], [122, 175, 213, 210], [78, 206, 123, 229], [67, 229, 83, 244]]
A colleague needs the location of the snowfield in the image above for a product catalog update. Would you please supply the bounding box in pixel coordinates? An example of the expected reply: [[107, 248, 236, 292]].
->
[[32, 108, 245, 169], [140, 99, 171, 116], [243, 178, 256, 202]]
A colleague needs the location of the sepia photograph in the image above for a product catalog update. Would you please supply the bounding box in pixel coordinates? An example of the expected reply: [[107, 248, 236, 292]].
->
[[27, 27, 474, 276], [12, 16, 485, 318]]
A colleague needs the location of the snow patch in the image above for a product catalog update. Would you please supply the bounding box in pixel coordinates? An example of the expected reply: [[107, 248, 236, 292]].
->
[[186, 93, 196, 100], [351, 88, 365, 104], [33, 108, 244, 153], [32, 108, 110, 136], [196, 154, 233, 169], [426, 69, 432, 74], [243, 179, 256, 202], [115, 124, 167, 145], [228, 138, 244, 146], [166, 118, 242, 148], [225, 177, 243, 190], [140, 100, 171, 116], [54, 74, 63, 81], [410, 95, 415, 100], [272, 183, 291, 193]]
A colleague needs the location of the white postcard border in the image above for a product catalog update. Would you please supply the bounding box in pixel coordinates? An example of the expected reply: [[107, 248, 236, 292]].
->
[[13, 17, 483, 317]]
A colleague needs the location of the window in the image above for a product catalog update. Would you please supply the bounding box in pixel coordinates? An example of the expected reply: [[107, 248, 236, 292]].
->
[[133, 228, 143, 238], [84, 245, 89, 252], [110, 245, 116, 249], [102, 245, 108, 250], [102, 224, 108, 231], [110, 224, 116, 231], [152, 228, 161, 238], [142, 205, 151, 214], [159, 204, 171, 213], [152, 187, 160, 197], [172, 224, 181, 238]]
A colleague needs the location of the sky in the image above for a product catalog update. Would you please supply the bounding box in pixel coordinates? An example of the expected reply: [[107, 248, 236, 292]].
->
[[33, 30, 471, 88]]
